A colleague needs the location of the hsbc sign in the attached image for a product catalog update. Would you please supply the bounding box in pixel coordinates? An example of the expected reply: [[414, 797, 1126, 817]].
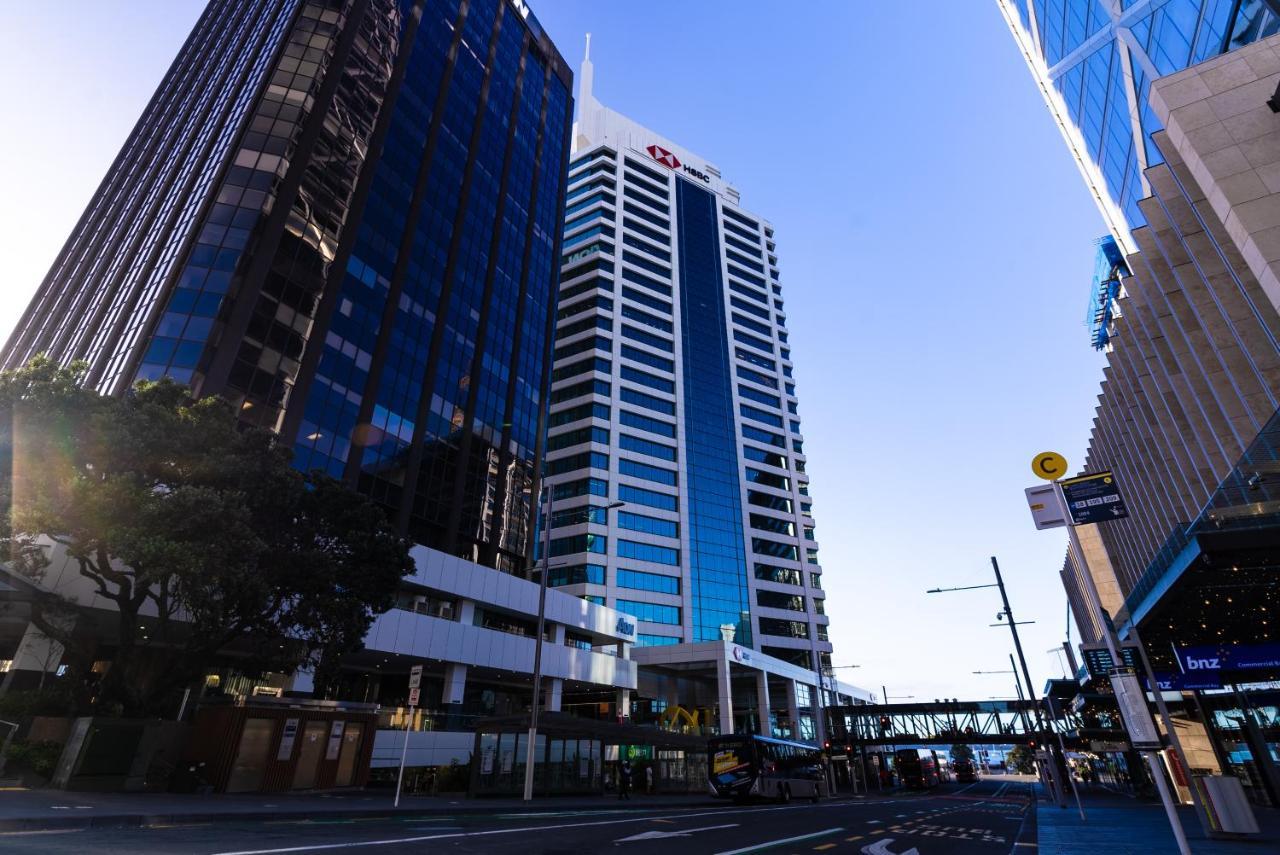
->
[[646, 143, 710, 184], [646, 144, 679, 169]]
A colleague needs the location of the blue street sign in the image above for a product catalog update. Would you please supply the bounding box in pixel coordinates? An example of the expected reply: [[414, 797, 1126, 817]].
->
[[1174, 642, 1280, 674], [1060, 471, 1128, 525]]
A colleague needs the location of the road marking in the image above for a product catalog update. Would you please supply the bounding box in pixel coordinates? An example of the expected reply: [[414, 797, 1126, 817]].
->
[[813, 845, 836, 851], [616, 823, 738, 843], [711, 827, 843, 855], [209, 804, 843, 855], [860, 839, 919, 855], [845, 835, 864, 842], [0, 829, 83, 838]]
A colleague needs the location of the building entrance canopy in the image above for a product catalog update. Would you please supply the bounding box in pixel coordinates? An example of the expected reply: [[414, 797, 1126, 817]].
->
[[1117, 409, 1280, 681]]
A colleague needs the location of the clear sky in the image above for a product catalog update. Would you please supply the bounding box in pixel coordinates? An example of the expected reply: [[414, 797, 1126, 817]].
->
[[0, 2, 1113, 703]]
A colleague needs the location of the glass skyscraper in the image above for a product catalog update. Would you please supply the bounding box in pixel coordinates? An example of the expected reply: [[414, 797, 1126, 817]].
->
[[543, 48, 831, 668], [998, 0, 1280, 250], [2, 0, 573, 571]]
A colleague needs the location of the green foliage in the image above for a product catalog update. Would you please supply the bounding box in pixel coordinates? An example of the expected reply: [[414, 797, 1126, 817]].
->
[[2, 738, 64, 778], [0, 684, 82, 719], [1006, 744, 1035, 774], [0, 356, 415, 717], [949, 744, 974, 763]]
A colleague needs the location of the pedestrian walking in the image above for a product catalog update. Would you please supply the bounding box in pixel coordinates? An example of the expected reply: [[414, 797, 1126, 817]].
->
[[618, 760, 633, 800], [645, 764, 654, 794]]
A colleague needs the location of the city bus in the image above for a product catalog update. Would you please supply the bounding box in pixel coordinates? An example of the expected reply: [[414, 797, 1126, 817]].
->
[[708, 734, 825, 803], [894, 748, 940, 789]]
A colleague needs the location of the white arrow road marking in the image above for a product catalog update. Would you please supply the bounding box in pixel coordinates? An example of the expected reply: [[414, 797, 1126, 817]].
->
[[616, 823, 738, 843], [861, 839, 920, 855]]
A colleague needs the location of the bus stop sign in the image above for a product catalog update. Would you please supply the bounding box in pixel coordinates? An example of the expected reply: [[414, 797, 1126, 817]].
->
[[1060, 471, 1128, 525]]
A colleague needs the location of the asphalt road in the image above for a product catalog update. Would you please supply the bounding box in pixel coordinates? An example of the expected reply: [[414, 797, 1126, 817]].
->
[[0, 780, 1035, 855]]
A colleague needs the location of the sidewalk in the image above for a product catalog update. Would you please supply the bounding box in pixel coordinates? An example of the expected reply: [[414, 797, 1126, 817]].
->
[[0, 787, 732, 832], [1035, 783, 1280, 854]]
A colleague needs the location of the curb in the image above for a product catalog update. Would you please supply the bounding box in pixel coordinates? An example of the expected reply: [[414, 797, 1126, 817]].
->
[[0, 792, 866, 833]]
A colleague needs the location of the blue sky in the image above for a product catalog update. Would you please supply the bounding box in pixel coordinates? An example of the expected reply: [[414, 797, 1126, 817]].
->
[[0, 2, 1112, 702]]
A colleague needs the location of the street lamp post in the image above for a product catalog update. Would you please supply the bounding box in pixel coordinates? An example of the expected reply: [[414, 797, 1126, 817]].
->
[[522, 494, 623, 802], [927, 557, 1064, 805]]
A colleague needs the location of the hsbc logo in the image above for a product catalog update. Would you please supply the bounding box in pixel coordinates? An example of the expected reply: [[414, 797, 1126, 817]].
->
[[646, 144, 712, 184], [647, 144, 680, 169]]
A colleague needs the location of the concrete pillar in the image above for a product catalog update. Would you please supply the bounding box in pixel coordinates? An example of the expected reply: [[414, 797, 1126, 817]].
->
[[443, 663, 467, 706], [616, 688, 631, 720], [457, 600, 476, 624], [716, 656, 734, 735], [756, 671, 772, 737], [550, 623, 565, 644], [545, 677, 564, 712], [786, 678, 802, 741]]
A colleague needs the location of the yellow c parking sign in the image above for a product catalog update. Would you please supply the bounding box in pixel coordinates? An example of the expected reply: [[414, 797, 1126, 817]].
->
[[1032, 451, 1068, 481]]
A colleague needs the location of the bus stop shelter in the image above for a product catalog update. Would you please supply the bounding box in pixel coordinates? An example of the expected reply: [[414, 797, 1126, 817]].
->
[[469, 712, 707, 796]]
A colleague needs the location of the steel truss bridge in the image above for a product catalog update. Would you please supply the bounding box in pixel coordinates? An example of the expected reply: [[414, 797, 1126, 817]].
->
[[825, 700, 1066, 747]]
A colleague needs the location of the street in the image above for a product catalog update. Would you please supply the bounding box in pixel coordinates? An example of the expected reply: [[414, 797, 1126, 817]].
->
[[0, 780, 1034, 855]]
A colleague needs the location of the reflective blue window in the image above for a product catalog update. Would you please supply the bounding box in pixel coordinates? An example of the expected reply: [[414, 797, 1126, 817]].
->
[[617, 510, 679, 538], [615, 599, 681, 625], [547, 564, 606, 586], [549, 533, 605, 557], [676, 179, 752, 646], [617, 567, 680, 594], [618, 482, 679, 512], [621, 365, 675, 394], [619, 433, 677, 461], [620, 386, 675, 415], [619, 458, 677, 486], [619, 409, 677, 438], [636, 633, 681, 646]]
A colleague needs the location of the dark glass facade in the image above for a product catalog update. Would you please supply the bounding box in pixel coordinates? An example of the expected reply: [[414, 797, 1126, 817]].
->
[[676, 179, 752, 646], [3, 0, 573, 572]]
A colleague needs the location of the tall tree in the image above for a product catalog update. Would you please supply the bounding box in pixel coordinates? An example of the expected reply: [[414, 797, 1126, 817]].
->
[[0, 357, 413, 716]]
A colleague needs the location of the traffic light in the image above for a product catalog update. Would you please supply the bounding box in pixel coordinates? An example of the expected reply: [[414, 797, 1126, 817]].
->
[[879, 715, 891, 734], [822, 740, 831, 754]]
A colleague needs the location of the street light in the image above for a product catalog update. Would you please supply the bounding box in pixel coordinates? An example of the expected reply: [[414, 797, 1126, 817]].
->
[[929, 558, 1074, 810], [522, 495, 623, 801]]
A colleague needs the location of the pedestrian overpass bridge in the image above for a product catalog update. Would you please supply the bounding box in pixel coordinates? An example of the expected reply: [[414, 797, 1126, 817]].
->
[[825, 699, 1051, 747]]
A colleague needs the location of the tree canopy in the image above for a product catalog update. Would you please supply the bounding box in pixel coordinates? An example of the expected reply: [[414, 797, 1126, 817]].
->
[[0, 357, 413, 717], [949, 743, 975, 763]]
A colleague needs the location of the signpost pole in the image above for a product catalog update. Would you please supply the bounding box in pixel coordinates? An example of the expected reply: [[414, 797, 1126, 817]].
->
[[1052, 479, 1191, 855], [393, 707, 412, 808], [523, 486, 553, 802], [1132, 625, 1213, 830], [395, 664, 423, 808]]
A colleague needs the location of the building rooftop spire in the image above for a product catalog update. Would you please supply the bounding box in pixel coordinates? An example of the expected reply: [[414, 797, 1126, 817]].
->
[[579, 32, 595, 111]]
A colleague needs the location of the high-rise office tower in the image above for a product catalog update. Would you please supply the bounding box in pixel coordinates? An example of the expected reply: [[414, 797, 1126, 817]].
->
[[4, 0, 573, 570], [1002, 2, 1280, 692], [997, 0, 1280, 249], [543, 46, 831, 669]]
